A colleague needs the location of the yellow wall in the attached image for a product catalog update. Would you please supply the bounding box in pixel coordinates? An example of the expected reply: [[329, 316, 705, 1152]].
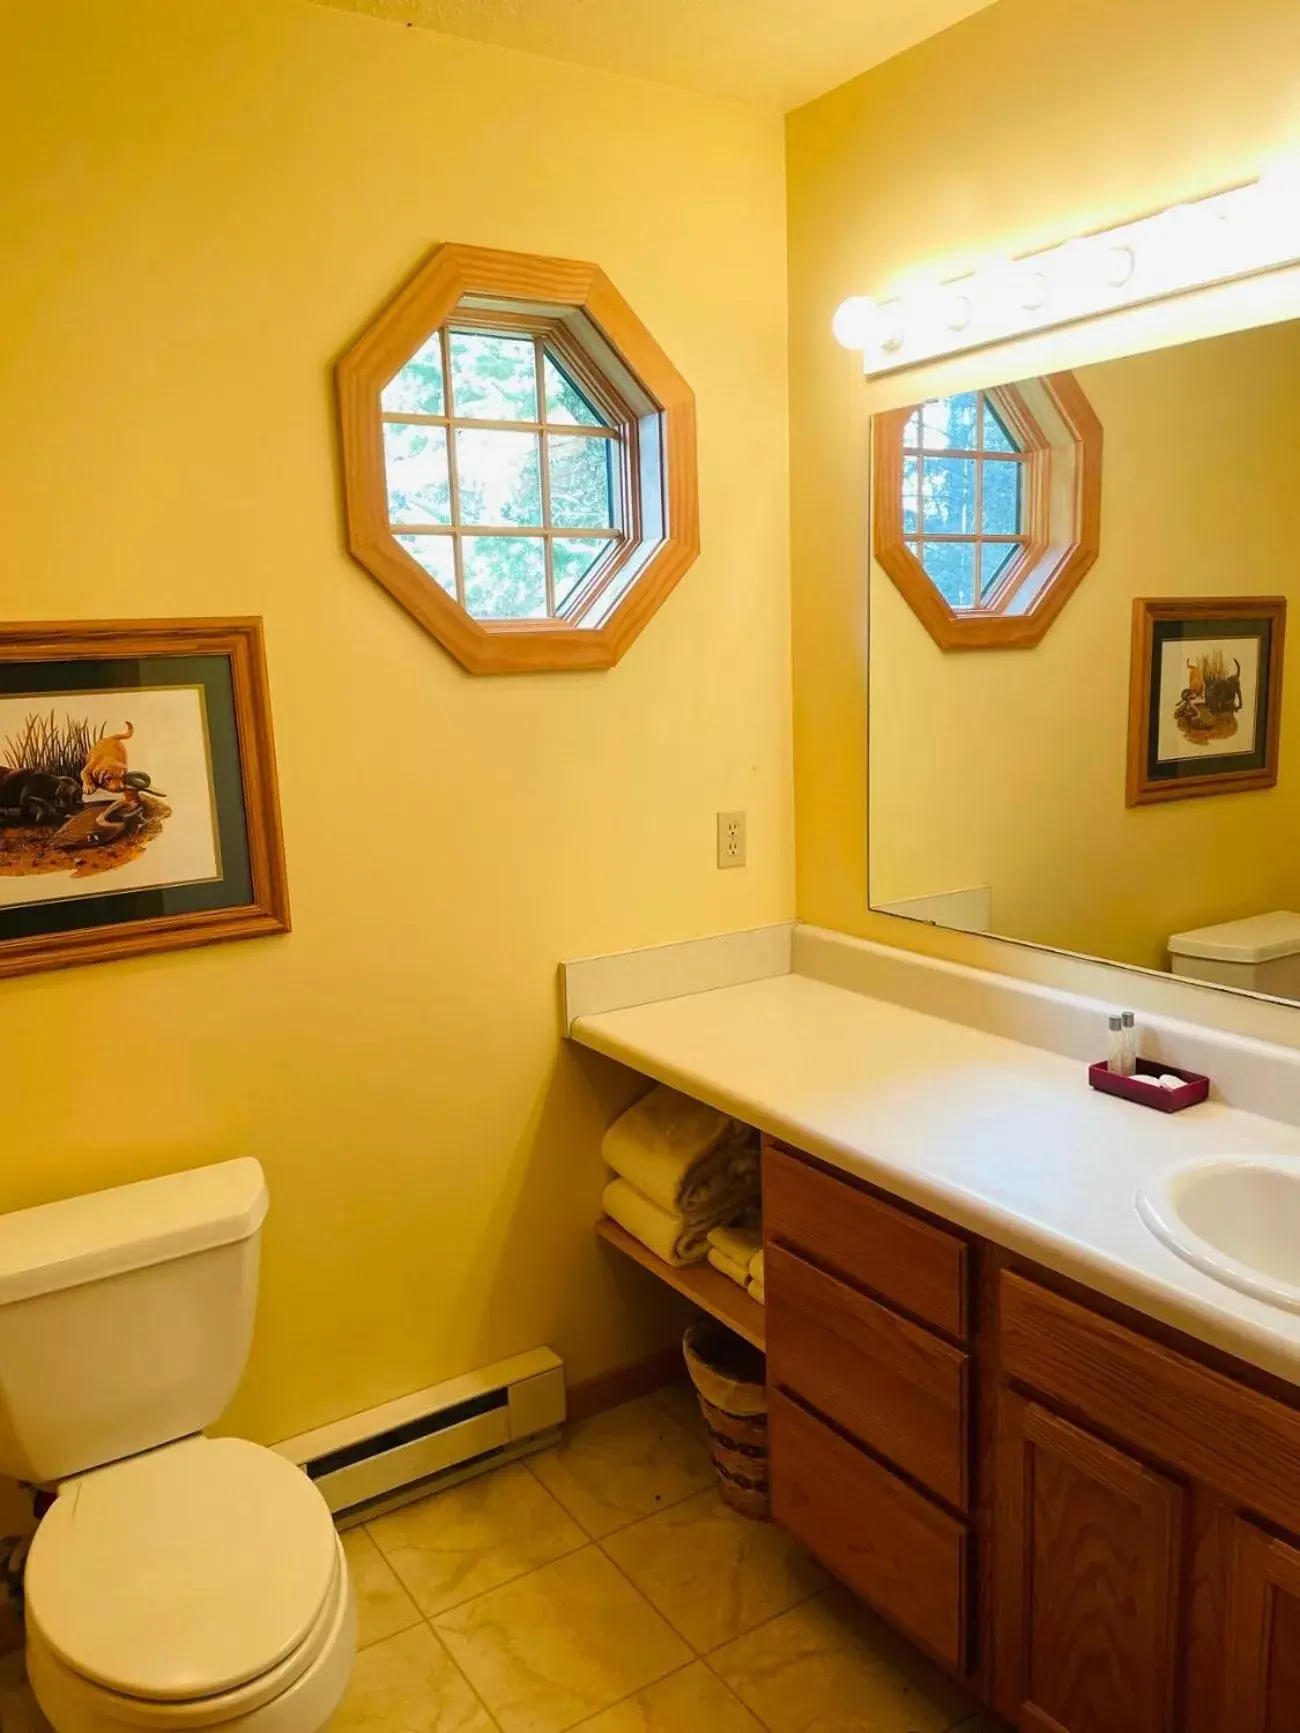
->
[[0, 0, 793, 1451], [870, 324, 1300, 970], [787, 0, 1300, 1042]]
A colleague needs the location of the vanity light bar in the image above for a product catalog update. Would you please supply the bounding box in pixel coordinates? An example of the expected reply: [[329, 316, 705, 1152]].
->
[[833, 169, 1300, 375]]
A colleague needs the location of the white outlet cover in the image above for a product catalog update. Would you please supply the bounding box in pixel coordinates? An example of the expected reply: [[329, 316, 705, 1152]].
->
[[716, 811, 747, 869]]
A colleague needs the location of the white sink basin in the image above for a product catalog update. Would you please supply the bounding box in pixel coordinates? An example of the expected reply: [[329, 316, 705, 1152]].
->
[[1137, 1155, 1300, 1312]]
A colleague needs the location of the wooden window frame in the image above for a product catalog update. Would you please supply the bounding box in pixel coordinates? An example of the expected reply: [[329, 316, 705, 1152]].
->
[[874, 371, 1102, 651], [337, 244, 699, 676]]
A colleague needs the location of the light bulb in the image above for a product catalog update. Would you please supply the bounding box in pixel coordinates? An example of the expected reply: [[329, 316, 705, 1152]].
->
[[943, 289, 973, 330], [1240, 162, 1300, 252], [1257, 157, 1300, 206], [1052, 237, 1110, 298], [831, 296, 877, 350], [1015, 265, 1049, 310], [1147, 201, 1225, 281], [1105, 244, 1136, 287], [878, 304, 907, 354]]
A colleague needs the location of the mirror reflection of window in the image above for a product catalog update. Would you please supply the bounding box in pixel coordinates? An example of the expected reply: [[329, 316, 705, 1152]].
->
[[902, 392, 1030, 611], [873, 371, 1100, 651]]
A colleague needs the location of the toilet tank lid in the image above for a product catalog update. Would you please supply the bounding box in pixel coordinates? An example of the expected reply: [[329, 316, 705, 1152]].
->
[[1169, 911, 1300, 964], [0, 1159, 268, 1307]]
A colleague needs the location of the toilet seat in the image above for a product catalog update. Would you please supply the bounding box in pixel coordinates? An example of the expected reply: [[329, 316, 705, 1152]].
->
[[26, 1436, 343, 1715], [26, 1536, 353, 1733]]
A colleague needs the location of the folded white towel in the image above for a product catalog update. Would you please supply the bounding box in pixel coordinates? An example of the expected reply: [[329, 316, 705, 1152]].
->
[[707, 1217, 762, 1268], [748, 1249, 764, 1284], [748, 1277, 765, 1305], [603, 1085, 757, 1218], [603, 1178, 715, 1266], [707, 1246, 751, 1287]]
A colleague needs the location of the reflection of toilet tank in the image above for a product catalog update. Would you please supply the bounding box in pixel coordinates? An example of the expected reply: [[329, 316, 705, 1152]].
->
[[0, 1160, 268, 1484], [1169, 912, 1300, 1000]]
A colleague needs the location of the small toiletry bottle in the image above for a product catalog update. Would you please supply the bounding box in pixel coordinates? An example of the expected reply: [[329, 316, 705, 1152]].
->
[[1121, 1010, 1137, 1077], [1107, 1014, 1125, 1074]]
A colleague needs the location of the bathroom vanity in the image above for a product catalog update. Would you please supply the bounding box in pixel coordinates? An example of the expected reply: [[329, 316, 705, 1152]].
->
[[764, 1133, 1300, 1733], [569, 939, 1300, 1733]]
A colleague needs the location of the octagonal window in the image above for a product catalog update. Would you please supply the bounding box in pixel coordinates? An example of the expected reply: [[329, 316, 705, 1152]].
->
[[380, 328, 623, 623], [338, 245, 698, 675], [874, 373, 1102, 650]]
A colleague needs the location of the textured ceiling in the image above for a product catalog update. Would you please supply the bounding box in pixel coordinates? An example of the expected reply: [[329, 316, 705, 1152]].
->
[[305, 0, 998, 111]]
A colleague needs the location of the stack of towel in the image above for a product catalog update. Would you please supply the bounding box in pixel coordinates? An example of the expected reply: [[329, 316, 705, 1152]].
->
[[601, 1084, 759, 1268], [706, 1219, 765, 1305]]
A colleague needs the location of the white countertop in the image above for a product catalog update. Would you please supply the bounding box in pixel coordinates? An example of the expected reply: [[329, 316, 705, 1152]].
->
[[573, 971, 1300, 1386]]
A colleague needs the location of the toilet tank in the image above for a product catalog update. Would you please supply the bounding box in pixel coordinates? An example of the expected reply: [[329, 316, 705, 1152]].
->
[[1169, 911, 1300, 1000], [0, 1160, 268, 1485]]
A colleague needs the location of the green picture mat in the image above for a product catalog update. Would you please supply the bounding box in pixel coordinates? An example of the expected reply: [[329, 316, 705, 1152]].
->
[[0, 654, 253, 942]]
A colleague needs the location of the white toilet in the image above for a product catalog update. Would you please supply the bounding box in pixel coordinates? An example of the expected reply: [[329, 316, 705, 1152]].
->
[[0, 1159, 355, 1733], [1168, 910, 1300, 998]]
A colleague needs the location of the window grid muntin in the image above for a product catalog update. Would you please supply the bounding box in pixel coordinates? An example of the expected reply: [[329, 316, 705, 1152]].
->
[[902, 388, 1031, 611], [380, 321, 628, 621]]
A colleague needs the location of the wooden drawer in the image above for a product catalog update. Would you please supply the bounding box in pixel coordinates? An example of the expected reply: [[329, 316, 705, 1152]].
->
[[770, 1387, 970, 1672], [1001, 1271, 1300, 1535], [767, 1243, 970, 1509], [764, 1141, 970, 1338]]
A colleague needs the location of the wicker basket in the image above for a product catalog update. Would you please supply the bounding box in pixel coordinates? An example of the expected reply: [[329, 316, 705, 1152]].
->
[[682, 1319, 769, 1519]]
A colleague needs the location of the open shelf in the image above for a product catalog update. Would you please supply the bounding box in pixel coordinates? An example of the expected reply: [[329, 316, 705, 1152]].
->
[[596, 1216, 766, 1351]]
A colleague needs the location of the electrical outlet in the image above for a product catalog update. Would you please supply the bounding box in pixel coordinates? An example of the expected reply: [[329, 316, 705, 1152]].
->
[[716, 811, 747, 869]]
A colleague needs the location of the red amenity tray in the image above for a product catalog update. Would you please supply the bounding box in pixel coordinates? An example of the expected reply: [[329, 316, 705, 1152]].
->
[[1087, 1056, 1210, 1113]]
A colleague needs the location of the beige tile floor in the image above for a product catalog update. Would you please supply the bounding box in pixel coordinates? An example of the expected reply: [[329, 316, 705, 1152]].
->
[[339, 1388, 997, 1733], [0, 1390, 1001, 1733]]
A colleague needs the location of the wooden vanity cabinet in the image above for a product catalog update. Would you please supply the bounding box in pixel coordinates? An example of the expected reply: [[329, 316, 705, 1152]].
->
[[994, 1391, 1183, 1733], [769, 1387, 970, 1670], [763, 1139, 975, 1674], [760, 1137, 1300, 1733], [1224, 1519, 1300, 1732], [765, 1141, 969, 1337]]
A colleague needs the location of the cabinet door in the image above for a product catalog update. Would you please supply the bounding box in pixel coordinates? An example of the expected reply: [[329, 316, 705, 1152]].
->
[[995, 1390, 1183, 1733], [1224, 1517, 1300, 1732]]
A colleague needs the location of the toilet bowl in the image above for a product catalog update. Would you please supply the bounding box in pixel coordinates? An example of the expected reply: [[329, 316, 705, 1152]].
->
[[24, 1438, 355, 1733], [0, 1162, 355, 1733]]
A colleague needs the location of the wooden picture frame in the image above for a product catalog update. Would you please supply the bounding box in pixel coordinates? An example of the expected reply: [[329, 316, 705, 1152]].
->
[[1127, 597, 1286, 806], [0, 619, 289, 980]]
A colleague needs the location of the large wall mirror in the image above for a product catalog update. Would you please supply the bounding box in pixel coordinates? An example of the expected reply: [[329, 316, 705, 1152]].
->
[[868, 316, 1300, 1006]]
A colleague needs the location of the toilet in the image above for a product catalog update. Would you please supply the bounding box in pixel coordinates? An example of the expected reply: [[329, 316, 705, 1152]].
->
[[1168, 910, 1300, 998], [0, 1160, 355, 1733]]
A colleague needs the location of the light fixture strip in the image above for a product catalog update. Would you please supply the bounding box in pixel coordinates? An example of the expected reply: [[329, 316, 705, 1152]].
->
[[834, 170, 1300, 376]]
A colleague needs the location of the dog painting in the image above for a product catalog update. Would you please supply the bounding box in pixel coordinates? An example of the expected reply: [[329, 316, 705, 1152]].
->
[[1169, 646, 1250, 748], [0, 688, 220, 908], [0, 620, 288, 984], [1128, 599, 1285, 806]]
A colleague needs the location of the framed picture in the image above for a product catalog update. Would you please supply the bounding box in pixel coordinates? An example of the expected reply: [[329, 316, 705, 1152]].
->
[[0, 619, 289, 980], [1127, 597, 1286, 806]]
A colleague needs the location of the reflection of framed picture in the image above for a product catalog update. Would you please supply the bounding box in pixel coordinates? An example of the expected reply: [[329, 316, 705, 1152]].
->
[[1127, 597, 1286, 806], [0, 619, 289, 979]]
